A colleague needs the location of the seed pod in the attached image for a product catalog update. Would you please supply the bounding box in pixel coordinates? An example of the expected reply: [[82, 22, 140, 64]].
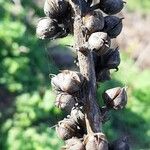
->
[[106, 48, 120, 70], [63, 137, 85, 150], [84, 133, 108, 150], [103, 16, 123, 38], [44, 0, 69, 19], [71, 103, 85, 126], [83, 10, 104, 35], [51, 70, 85, 94], [55, 93, 76, 113], [56, 118, 78, 140], [109, 137, 130, 150], [88, 32, 111, 55], [103, 87, 127, 110], [99, 0, 125, 15], [36, 17, 67, 39]]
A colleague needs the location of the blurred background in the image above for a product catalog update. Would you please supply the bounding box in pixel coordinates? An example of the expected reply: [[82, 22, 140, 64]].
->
[[0, 0, 150, 149]]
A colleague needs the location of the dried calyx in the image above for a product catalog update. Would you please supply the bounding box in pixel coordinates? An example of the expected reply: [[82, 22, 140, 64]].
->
[[63, 137, 85, 150], [99, 0, 125, 15], [103, 87, 127, 110], [44, 0, 69, 19], [103, 16, 123, 39], [84, 133, 108, 150], [88, 32, 111, 55], [95, 47, 120, 70], [51, 70, 85, 94], [56, 117, 82, 140], [55, 92, 76, 113], [90, 0, 125, 15], [36, 17, 67, 39], [82, 10, 104, 35]]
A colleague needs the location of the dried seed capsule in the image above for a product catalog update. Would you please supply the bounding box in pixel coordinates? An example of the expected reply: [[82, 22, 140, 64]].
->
[[44, 0, 69, 19], [55, 93, 76, 113], [36, 17, 67, 39], [56, 118, 78, 140], [83, 10, 104, 35], [71, 103, 85, 126], [105, 48, 120, 70], [84, 133, 108, 150], [99, 0, 125, 15], [103, 87, 127, 110], [51, 70, 85, 94], [109, 137, 130, 150], [103, 16, 123, 38], [88, 32, 111, 55], [64, 137, 85, 150]]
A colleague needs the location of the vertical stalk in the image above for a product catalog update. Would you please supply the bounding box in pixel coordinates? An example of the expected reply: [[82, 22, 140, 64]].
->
[[69, 0, 102, 133]]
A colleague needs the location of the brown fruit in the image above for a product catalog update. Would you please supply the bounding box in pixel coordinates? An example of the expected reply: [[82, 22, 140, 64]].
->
[[44, 0, 69, 19], [88, 32, 111, 55], [56, 118, 78, 140], [103, 16, 123, 38], [84, 133, 108, 150], [55, 93, 76, 113], [36, 17, 58, 39], [64, 137, 85, 150], [103, 87, 127, 110], [51, 70, 85, 94], [105, 48, 120, 70], [83, 10, 104, 35], [100, 0, 125, 15]]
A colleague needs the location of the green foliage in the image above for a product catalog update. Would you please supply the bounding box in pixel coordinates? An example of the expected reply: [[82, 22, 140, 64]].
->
[[7, 126, 63, 150], [127, 0, 150, 13], [0, 1, 61, 150]]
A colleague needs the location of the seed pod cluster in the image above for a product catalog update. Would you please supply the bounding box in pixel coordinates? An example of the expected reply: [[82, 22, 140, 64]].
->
[[81, 0, 124, 56], [51, 70, 85, 112], [37, 0, 128, 149], [36, 0, 72, 40]]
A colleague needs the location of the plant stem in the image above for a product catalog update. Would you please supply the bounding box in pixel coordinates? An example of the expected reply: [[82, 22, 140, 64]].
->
[[69, 0, 102, 133]]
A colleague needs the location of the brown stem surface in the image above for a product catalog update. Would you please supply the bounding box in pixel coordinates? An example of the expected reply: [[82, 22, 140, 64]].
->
[[69, 0, 102, 133]]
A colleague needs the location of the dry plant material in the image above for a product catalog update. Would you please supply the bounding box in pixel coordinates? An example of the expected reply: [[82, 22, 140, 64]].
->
[[84, 133, 108, 150], [51, 70, 85, 94], [103, 16, 123, 38], [44, 0, 69, 19], [55, 93, 76, 113], [36, 0, 129, 149], [103, 87, 127, 110]]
